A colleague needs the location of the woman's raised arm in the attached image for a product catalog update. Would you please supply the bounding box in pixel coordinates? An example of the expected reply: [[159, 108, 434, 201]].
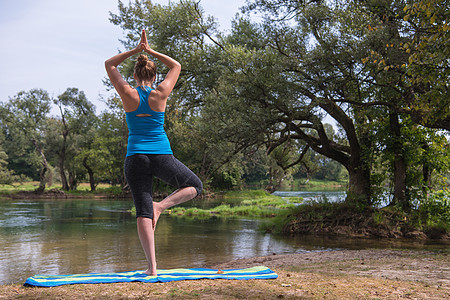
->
[[140, 30, 181, 101], [104, 47, 141, 106]]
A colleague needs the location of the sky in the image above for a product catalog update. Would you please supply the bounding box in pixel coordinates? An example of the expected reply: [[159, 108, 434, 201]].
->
[[0, 0, 247, 114]]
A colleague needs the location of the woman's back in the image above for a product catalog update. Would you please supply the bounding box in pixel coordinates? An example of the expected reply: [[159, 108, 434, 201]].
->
[[126, 86, 172, 156]]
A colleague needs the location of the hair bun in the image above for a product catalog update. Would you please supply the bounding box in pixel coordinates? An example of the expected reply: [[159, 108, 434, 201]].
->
[[134, 54, 157, 82], [137, 54, 149, 66]]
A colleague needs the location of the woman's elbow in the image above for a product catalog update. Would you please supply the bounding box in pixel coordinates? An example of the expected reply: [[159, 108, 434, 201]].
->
[[173, 61, 181, 71], [105, 58, 117, 70]]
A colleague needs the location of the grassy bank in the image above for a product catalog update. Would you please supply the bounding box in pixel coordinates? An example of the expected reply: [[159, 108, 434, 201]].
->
[[246, 178, 347, 191], [168, 190, 302, 219], [290, 178, 347, 189], [3, 183, 447, 239], [263, 198, 449, 240], [1, 249, 448, 299], [0, 182, 123, 197]]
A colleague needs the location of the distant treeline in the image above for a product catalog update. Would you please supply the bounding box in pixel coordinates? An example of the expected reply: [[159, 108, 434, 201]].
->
[[0, 88, 346, 193]]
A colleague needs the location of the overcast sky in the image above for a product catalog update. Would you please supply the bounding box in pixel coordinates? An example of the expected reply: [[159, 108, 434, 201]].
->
[[0, 0, 247, 113]]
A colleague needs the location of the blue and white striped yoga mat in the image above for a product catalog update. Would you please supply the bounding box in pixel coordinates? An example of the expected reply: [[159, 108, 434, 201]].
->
[[24, 266, 278, 287]]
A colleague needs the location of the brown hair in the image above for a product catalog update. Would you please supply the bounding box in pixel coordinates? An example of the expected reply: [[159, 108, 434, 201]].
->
[[134, 54, 157, 82]]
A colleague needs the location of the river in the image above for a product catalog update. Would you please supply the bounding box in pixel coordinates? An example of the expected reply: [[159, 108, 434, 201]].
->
[[0, 192, 446, 284]]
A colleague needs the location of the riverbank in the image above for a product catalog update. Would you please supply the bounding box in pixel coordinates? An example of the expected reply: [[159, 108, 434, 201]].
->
[[0, 182, 124, 199], [270, 201, 450, 241], [3, 185, 448, 241], [1, 249, 448, 299]]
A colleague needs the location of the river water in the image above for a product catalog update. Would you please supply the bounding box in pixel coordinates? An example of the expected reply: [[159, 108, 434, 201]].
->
[[0, 192, 447, 284]]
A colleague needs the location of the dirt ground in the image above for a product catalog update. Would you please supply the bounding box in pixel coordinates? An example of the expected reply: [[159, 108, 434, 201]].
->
[[213, 249, 450, 286], [1, 249, 449, 299]]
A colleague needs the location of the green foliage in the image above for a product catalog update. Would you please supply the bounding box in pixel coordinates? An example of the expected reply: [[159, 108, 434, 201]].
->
[[1, 89, 52, 192], [416, 189, 450, 233], [85, 96, 128, 187], [47, 88, 97, 191], [401, 0, 450, 128], [259, 205, 305, 233], [0, 131, 21, 184]]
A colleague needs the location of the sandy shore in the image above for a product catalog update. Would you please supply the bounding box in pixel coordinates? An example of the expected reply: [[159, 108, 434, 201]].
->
[[2, 249, 448, 299], [213, 249, 450, 286]]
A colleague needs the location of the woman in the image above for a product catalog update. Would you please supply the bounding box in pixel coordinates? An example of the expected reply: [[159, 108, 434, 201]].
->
[[105, 29, 202, 276]]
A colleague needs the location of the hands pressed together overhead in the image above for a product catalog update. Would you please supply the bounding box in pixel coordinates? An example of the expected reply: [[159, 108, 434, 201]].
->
[[136, 29, 152, 53]]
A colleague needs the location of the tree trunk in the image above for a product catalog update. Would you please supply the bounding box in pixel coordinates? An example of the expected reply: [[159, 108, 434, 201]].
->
[[32, 139, 48, 194], [68, 172, 77, 191], [421, 143, 431, 194], [59, 133, 69, 191], [393, 156, 407, 205], [59, 157, 69, 190], [422, 164, 431, 193], [37, 164, 47, 194], [266, 166, 275, 193], [389, 112, 409, 210], [346, 165, 371, 205], [83, 157, 96, 191]]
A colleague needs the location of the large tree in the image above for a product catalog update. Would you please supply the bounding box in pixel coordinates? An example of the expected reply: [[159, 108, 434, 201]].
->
[[219, 0, 449, 206], [49, 88, 96, 190], [108, 0, 249, 187], [0, 89, 52, 192]]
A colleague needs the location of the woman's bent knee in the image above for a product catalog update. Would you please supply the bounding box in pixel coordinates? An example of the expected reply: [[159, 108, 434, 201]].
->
[[194, 180, 203, 197]]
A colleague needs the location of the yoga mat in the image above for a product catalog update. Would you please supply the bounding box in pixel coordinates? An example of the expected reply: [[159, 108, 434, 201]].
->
[[24, 266, 278, 287]]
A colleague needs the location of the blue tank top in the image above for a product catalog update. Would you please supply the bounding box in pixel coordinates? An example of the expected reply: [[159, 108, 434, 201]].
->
[[125, 86, 172, 156]]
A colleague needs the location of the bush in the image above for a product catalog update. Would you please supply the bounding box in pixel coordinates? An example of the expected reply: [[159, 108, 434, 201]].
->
[[417, 189, 450, 234]]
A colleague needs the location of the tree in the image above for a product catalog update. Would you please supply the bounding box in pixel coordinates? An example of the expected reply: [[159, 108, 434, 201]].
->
[[196, 1, 374, 203], [205, 0, 448, 204], [0, 89, 52, 192], [0, 131, 24, 184], [108, 0, 247, 189], [50, 88, 96, 190], [92, 96, 128, 187], [346, 0, 449, 207]]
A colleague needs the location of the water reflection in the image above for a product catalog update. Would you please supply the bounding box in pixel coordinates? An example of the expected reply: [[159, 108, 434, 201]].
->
[[0, 197, 447, 285]]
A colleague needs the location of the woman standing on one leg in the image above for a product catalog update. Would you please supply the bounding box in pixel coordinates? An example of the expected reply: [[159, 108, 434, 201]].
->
[[105, 29, 202, 276]]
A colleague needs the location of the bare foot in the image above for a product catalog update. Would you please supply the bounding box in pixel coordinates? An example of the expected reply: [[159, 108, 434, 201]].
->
[[152, 201, 163, 229], [143, 269, 157, 276]]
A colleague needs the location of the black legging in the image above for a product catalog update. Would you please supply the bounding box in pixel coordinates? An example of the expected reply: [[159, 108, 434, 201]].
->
[[124, 154, 203, 219]]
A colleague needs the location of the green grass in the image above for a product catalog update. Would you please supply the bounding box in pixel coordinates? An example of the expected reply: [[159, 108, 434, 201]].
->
[[221, 189, 275, 199], [171, 204, 278, 218], [169, 190, 297, 219], [289, 178, 347, 190], [0, 181, 121, 196], [0, 181, 60, 194]]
